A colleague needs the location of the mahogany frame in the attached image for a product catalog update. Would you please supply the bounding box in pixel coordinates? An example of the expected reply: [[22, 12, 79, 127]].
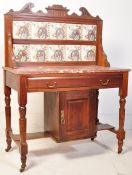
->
[[3, 3, 130, 172]]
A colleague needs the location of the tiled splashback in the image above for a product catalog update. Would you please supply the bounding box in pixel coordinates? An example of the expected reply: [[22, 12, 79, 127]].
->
[[13, 21, 97, 62], [13, 21, 97, 41], [13, 45, 96, 62]]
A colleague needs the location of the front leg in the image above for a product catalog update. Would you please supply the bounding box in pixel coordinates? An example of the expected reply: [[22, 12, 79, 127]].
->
[[117, 72, 128, 153], [19, 105, 28, 172], [91, 89, 99, 141], [5, 85, 12, 152], [117, 97, 126, 153], [18, 76, 28, 172]]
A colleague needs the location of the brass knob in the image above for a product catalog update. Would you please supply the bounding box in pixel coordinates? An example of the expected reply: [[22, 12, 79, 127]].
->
[[47, 82, 56, 88], [100, 79, 109, 86]]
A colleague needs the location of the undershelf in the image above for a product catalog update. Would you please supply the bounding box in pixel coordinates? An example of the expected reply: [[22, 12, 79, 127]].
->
[[10, 131, 51, 145], [97, 123, 117, 133], [9, 123, 117, 145]]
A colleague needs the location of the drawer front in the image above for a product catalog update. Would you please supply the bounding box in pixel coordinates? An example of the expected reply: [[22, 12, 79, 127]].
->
[[27, 74, 122, 91]]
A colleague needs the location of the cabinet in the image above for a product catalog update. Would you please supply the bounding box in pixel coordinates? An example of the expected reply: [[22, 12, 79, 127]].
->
[[44, 90, 97, 142]]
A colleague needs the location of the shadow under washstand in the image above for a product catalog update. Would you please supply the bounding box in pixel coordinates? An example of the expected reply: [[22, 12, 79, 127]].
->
[[28, 138, 114, 160]]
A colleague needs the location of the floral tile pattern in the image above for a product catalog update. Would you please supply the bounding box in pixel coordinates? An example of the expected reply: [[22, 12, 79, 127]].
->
[[48, 45, 65, 61], [67, 24, 82, 40], [13, 21, 97, 41], [66, 45, 81, 61], [82, 25, 97, 41], [50, 23, 66, 40], [81, 46, 96, 61], [13, 44, 30, 62], [13, 21, 32, 39], [13, 44, 96, 62], [30, 45, 48, 61], [32, 22, 50, 39]]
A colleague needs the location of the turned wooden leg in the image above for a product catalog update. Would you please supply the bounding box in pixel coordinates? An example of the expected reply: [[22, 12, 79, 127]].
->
[[5, 86, 12, 152], [91, 89, 99, 141], [117, 72, 128, 154], [96, 89, 99, 124], [19, 105, 28, 172], [117, 96, 126, 153], [18, 76, 28, 172]]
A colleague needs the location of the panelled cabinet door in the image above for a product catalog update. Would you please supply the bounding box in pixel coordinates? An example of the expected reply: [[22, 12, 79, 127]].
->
[[60, 90, 97, 141]]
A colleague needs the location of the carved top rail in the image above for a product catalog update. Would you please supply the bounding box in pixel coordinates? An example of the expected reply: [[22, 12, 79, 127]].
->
[[6, 2, 101, 19]]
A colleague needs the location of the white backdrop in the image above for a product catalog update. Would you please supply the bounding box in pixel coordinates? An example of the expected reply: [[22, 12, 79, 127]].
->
[[0, 0, 132, 133]]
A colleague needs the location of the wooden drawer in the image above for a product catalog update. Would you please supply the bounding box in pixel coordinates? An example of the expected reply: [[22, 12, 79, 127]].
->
[[90, 74, 122, 88], [27, 74, 122, 91]]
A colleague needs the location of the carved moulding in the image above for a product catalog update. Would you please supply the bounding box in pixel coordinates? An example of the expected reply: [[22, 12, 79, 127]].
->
[[6, 2, 101, 19]]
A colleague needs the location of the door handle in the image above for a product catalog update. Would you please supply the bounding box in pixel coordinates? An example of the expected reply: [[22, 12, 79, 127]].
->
[[60, 110, 65, 125]]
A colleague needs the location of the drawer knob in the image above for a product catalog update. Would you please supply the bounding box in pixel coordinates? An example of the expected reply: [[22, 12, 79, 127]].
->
[[47, 82, 56, 88], [100, 79, 110, 86]]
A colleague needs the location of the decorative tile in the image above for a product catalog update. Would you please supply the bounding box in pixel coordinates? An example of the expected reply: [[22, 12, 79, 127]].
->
[[66, 45, 81, 61], [13, 44, 96, 62], [30, 45, 48, 62], [13, 44, 30, 62], [32, 22, 50, 39], [67, 24, 82, 40], [81, 45, 96, 61], [13, 21, 97, 41], [50, 23, 66, 40], [13, 21, 32, 39], [82, 25, 97, 41], [48, 45, 65, 62]]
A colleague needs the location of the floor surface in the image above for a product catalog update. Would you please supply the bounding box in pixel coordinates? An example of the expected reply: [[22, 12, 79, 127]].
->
[[0, 130, 132, 175]]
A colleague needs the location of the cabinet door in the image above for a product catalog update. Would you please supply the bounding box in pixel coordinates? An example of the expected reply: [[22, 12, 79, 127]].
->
[[60, 90, 97, 141]]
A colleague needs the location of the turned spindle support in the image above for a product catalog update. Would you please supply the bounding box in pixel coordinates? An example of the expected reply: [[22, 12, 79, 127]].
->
[[19, 105, 28, 172], [91, 89, 99, 141], [18, 76, 28, 172], [117, 97, 126, 153], [5, 85, 12, 152], [117, 72, 128, 153]]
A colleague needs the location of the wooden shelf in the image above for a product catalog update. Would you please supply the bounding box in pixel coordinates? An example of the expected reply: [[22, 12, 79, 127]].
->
[[97, 123, 117, 133], [97, 123, 114, 131], [10, 131, 50, 142], [13, 39, 96, 45]]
